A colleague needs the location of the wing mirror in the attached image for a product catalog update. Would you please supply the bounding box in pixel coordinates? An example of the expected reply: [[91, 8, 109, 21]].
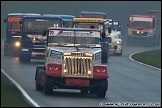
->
[[19, 20, 22, 24], [108, 27, 111, 34], [102, 32, 106, 38], [4, 19, 6, 23], [42, 30, 47, 36]]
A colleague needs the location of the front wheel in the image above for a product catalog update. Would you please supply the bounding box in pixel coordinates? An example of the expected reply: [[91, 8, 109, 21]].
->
[[4, 44, 10, 56], [36, 77, 43, 91], [152, 35, 160, 47], [43, 75, 53, 95], [102, 51, 108, 63], [35, 65, 45, 91], [19, 55, 31, 63], [96, 80, 108, 98], [4, 47, 9, 56]]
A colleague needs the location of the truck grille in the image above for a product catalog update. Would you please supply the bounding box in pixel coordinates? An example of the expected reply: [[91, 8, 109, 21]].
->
[[63, 55, 92, 77], [33, 48, 45, 52], [132, 31, 148, 36], [33, 43, 45, 52]]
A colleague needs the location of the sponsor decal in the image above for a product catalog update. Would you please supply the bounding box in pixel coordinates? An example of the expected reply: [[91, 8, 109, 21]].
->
[[50, 50, 62, 59], [60, 32, 93, 36], [65, 79, 90, 86]]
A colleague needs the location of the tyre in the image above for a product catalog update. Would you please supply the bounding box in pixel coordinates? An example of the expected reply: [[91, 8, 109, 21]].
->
[[36, 77, 43, 91], [96, 80, 108, 98], [156, 35, 160, 46], [152, 35, 159, 47], [43, 75, 53, 95], [19, 55, 31, 63], [102, 52, 108, 63], [35, 65, 45, 91], [4, 47, 9, 56]]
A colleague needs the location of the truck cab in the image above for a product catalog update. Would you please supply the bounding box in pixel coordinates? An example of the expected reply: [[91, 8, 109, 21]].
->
[[104, 19, 122, 56], [43, 14, 75, 28], [35, 27, 109, 98], [19, 16, 63, 62], [3, 13, 41, 56], [73, 18, 111, 63], [127, 14, 160, 46]]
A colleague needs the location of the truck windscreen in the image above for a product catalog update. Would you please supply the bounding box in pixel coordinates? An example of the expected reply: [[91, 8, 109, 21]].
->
[[48, 35, 100, 45], [23, 20, 62, 34], [130, 21, 153, 27], [8, 22, 21, 31], [74, 22, 103, 30]]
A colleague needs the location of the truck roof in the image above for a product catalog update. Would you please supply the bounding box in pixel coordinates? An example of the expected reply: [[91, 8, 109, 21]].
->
[[7, 13, 41, 17], [22, 15, 63, 20], [130, 14, 155, 18], [147, 10, 161, 13], [48, 27, 100, 31], [42, 14, 75, 19], [79, 11, 106, 15], [73, 18, 104, 22]]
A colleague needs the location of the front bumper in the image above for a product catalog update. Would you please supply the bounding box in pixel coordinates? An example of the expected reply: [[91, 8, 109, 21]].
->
[[109, 44, 122, 54], [51, 77, 108, 90], [128, 35, 154, 43]]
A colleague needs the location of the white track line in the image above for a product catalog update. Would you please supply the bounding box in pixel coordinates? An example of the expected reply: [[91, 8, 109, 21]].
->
[[129, 50, 161, 71], [1, 68, 40, 107]]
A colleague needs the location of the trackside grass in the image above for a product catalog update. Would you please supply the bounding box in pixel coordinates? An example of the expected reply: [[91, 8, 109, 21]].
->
[[1, 73, 31, 107], [131, 49, 161, 69]]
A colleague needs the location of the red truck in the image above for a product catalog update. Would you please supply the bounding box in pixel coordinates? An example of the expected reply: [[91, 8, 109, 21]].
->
[[127, 14, 160, 46]]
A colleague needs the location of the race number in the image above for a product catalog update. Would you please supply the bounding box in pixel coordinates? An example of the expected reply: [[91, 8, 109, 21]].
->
[[49, 30, 54, 36], [53, 24, 59, 28]]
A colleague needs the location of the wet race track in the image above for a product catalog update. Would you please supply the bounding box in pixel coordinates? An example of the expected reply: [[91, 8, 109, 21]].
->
[[1, 33, 161, 107]]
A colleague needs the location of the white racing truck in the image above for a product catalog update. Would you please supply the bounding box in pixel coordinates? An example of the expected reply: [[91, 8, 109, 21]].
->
[[104, 19, 122, 56], [35, 27, 109, 98]]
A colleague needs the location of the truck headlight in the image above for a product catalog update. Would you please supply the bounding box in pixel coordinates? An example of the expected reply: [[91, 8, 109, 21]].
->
[[87, 70, 91, 75], [33, 38, 36, 41], [137, 31, 140, 34], [15, 41, 20, 47], [115, 41, 121, 44]]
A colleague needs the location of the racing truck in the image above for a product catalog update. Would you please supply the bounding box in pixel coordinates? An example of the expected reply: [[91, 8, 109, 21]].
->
[[73, 18, 111, 63], [104, 19, 122, 56], [127, 14, 160, 46], [3, 13, 41, 56], [35, 27, 109, 98], [19, 16, 63, 62], [43, 14, 75, 28]]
